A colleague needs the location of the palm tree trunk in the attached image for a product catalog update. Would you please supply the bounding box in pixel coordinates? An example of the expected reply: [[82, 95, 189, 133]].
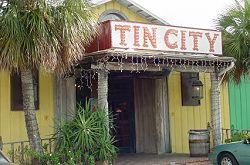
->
[[97, 71, 108, 112], [20, 69, 43, 163], [97, 70, 109, 132], [211, 72, 222, 146]]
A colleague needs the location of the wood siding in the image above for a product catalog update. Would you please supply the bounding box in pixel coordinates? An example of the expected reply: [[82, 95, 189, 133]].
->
[[168, 72, 230, 153], [0, 70, 54, 143], [54, 77, 76, 124], [134, 79, 157, 153], [228, 77, 250, 130], [134, 78, 170, 154]]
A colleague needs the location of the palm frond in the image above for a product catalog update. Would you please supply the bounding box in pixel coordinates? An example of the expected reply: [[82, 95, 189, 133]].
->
[[0, 0, 97, 73], [216, 0, 250, 82]]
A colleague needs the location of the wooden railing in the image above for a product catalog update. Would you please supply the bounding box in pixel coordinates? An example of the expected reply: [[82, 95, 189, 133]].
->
[[222, 128, 250, 144], [1, 137, 55, 163]]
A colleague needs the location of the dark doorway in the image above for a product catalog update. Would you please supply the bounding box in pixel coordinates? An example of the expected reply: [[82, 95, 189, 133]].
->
[[75, 75, 98, 106], [75, 78, 91, 105], [108, 77, 135, 153]]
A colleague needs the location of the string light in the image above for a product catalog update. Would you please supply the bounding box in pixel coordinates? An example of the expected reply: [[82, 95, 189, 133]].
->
[[71, 51, 235, 89]]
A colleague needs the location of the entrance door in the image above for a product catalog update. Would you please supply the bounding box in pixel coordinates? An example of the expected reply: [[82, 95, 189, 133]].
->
[[108, 77, 135, 153], [134, 78, 171, 154]]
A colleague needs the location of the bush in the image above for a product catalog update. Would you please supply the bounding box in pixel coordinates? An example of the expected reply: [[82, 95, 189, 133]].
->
[[10, 101, 117, 165], [225, 131, 250, 143], [51, 101, 117, 164]]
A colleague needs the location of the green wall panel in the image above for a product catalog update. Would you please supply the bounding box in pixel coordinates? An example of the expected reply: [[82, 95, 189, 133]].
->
[[229, 77, 250, 130]]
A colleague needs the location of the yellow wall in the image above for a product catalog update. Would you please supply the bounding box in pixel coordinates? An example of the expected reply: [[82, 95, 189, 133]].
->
[[0, 70, 54, 144], [221, 82, 231, 142], [95, 1, 148, 23], [168, 72, 230, 153]]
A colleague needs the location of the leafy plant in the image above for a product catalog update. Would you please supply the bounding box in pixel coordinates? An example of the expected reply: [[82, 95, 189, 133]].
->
[[8, 101, 117, 165], [93, 133, 117, 163], [53, 100, 117, 164], [72, 104, 102, 151], [225, 131, 250, 143], [216, 0, 250, 82]]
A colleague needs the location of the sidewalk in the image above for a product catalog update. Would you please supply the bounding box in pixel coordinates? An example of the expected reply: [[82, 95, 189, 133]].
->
[[114, 153, 211, 165]]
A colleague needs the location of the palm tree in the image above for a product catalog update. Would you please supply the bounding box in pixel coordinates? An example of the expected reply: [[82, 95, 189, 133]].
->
[[0, 0, 97, 156], [216, 0, 250, 83]]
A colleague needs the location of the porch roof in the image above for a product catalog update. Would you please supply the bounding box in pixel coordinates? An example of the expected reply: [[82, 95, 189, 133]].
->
[[82, 49, 235, 73]]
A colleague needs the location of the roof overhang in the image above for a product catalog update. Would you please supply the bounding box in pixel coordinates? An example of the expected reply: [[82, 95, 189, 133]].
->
[[82, 49, 235, 73]]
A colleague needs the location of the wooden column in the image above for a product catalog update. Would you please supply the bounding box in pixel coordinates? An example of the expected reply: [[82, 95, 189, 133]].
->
[[155, 78, 171, 154], [54, 77, 76, 127], [211, 72, 222, 146]]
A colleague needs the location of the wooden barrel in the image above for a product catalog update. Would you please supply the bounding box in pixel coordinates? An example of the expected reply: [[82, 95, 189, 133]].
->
[[189, 129, 210, 157]]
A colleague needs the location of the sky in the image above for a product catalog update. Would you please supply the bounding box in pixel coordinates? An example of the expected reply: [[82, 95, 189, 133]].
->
[[133, 0, 235, 29]]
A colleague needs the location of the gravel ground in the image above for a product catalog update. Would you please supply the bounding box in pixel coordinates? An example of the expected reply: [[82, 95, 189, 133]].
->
[[114, 153, 212, 165]]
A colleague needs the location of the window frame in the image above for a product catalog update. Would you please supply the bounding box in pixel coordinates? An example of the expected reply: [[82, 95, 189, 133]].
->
[[11, 71, 39, 111], [98, 9, 128, 22]]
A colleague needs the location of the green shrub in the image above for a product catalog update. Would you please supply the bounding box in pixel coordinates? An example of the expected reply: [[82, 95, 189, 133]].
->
[[52, 101, 117, 164], [225, 131, 250, 143], [14, 101, 117, 165]]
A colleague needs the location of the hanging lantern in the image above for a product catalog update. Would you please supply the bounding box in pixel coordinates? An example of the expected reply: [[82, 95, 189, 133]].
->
[[192, 79, 203, 100]]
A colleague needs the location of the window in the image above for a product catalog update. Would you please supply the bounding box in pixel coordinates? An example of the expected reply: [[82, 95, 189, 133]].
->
[[11, 71, 39, 110], [99, 10, 128, 22]]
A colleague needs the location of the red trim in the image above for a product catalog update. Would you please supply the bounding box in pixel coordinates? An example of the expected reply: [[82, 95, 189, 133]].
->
[[109, 21, 113, 48], [85, 21, 112, 53]]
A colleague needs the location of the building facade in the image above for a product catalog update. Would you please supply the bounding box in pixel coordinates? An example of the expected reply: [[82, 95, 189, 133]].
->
[[0, 0, 234, 154], [82, 0, 233, 154]]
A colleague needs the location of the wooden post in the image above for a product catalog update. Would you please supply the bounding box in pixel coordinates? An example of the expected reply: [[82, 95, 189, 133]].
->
[[54, 76, 76, 129], [211, 72, 222, 146], [155, 78, 171, 154]]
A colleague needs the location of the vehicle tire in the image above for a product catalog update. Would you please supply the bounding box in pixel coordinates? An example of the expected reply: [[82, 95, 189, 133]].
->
[[218, 153, 238, 165]]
